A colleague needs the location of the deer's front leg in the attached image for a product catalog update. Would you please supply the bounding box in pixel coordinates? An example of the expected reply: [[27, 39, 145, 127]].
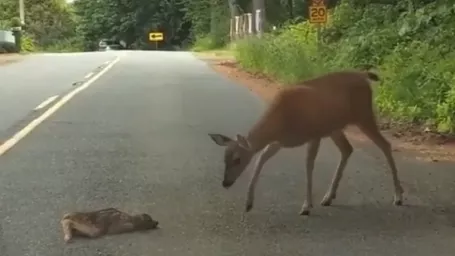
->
[[300, 139, 321, 216], [246, 142, 281, 212]]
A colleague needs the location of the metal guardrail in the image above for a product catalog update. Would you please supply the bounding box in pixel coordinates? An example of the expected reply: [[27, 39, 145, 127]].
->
[[0, 30, 15, 44], [0, 30, 17, 53]]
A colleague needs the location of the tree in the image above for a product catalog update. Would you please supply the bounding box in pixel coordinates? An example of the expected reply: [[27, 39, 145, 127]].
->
[[73, 0, 188, 50], [0, 0, 78, 48]]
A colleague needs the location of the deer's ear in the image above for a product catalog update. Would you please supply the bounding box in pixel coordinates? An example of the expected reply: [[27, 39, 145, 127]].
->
[[209, 133, 233, 146], [236, 134, 251, 150]]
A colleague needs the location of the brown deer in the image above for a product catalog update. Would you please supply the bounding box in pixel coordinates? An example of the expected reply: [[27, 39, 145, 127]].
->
[[209, 70, 404, 215], [60, 208, 159, 243]]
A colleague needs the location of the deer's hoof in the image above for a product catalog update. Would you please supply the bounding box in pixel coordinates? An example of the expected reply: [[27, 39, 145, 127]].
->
[[64, 236, 72, 244], [245, 203, 253, 212], [320, 199, 331, 206], [393, 198, 403, 206], [299, 209, 310, 216], [320, 196, 333, 206]]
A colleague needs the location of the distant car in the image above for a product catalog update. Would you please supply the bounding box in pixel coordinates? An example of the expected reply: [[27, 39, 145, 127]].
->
[[98, 39, 124, 51]]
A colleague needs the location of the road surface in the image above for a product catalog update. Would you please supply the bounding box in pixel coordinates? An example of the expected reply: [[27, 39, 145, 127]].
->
[[0, 51, 455, 256], [0, 51, 122, 141]]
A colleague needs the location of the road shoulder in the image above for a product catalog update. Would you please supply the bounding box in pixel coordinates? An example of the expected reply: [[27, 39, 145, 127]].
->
[[0, 54, 26, 66]]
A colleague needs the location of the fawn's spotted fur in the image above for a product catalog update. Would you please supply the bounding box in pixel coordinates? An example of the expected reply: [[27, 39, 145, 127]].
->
[[61, 207, 159, 243]]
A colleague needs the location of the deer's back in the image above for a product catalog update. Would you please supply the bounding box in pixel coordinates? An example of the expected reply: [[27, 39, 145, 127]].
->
[[268, 71, 374, 146]]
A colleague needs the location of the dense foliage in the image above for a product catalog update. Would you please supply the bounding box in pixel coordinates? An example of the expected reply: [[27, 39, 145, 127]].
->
[[72, 0, 190, 51], [0, 0, 193, 52], [0, 0, 80, 52]]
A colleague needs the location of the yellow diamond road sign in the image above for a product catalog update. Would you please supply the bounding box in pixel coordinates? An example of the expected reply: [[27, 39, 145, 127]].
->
[[149, 32, 163, 41]]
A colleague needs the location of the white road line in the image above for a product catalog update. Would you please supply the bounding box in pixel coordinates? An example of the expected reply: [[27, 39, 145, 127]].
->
[[104, 61, 110, 65], [84, 72, 94, 79], [33, 95, 59, 110], [0, 56, 121, 157]]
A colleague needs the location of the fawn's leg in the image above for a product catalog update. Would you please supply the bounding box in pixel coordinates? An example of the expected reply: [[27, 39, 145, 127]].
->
[[61, 219, 73, 243], [246, 142, 281, 212], [321, 131, 353, 206], [358, 122, 404, 205], [71, 222, 103, 239], [300, 139, 321, 215]]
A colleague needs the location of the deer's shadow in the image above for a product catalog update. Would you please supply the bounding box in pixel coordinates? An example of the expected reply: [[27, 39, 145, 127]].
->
[[234, 202, 455, 237]]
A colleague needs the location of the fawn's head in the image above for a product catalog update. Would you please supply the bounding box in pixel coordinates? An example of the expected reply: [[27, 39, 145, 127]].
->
[[209, 133, 254, 188], [135, 213, 159, 230]]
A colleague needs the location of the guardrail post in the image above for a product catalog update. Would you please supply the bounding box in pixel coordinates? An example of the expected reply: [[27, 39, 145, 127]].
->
[[11, 27, 22, 53]]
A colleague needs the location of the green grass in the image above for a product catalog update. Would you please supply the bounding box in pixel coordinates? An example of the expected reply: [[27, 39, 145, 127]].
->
[[190, 38, 236, 60]]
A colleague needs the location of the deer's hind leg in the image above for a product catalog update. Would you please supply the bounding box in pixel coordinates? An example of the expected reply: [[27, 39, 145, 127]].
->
[[67, 221, 103, 240], [320, 130, 353, 206], [357, 119, 404, 206]]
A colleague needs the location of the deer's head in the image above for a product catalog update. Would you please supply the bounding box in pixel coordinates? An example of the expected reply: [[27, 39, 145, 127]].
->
[[135, 213, 159, 230], [209, 133, 254, 188]]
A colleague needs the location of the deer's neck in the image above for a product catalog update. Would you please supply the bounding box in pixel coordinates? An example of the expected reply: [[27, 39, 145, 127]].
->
[[131, 216, 144, 228], [246, 113, 279, 153]]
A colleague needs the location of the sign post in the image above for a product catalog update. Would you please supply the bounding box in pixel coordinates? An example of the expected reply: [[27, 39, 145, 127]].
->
[[148, 32, 164, 50], [308, 0, 327, 50]]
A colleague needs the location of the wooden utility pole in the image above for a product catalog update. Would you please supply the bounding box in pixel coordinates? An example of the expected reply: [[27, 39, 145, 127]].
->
[[19, 0, 25, 25]]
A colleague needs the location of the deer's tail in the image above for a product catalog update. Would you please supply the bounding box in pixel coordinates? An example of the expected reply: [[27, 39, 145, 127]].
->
[[365, 71, 380, 82], [356, 64, 380, 82]]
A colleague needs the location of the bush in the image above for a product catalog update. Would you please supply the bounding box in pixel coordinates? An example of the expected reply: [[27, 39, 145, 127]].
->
[[20, 33, 36, 52], [38, 37, 84, 53], [191, 17, 230, 52], [234, 0, 455, 133], [191, 34, 224, 51], [235, 21, 322, 84], [377, 41, 455, 129]]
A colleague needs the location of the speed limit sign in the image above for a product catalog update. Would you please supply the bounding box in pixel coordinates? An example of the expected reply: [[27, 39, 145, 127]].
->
[[309, 6, 327, 24]]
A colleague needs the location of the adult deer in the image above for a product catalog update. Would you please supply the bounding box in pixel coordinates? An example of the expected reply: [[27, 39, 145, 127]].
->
[[209, 70, 404, 215]]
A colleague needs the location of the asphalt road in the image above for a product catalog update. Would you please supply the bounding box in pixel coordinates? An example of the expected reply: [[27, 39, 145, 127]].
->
[[1, 51, 455, 256], [0, 51, 122, 139]]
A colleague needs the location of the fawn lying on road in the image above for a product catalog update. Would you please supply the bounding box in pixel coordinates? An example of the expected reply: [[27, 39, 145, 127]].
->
[[61, 207, 159, 243], [209, 70, 404, 216]]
